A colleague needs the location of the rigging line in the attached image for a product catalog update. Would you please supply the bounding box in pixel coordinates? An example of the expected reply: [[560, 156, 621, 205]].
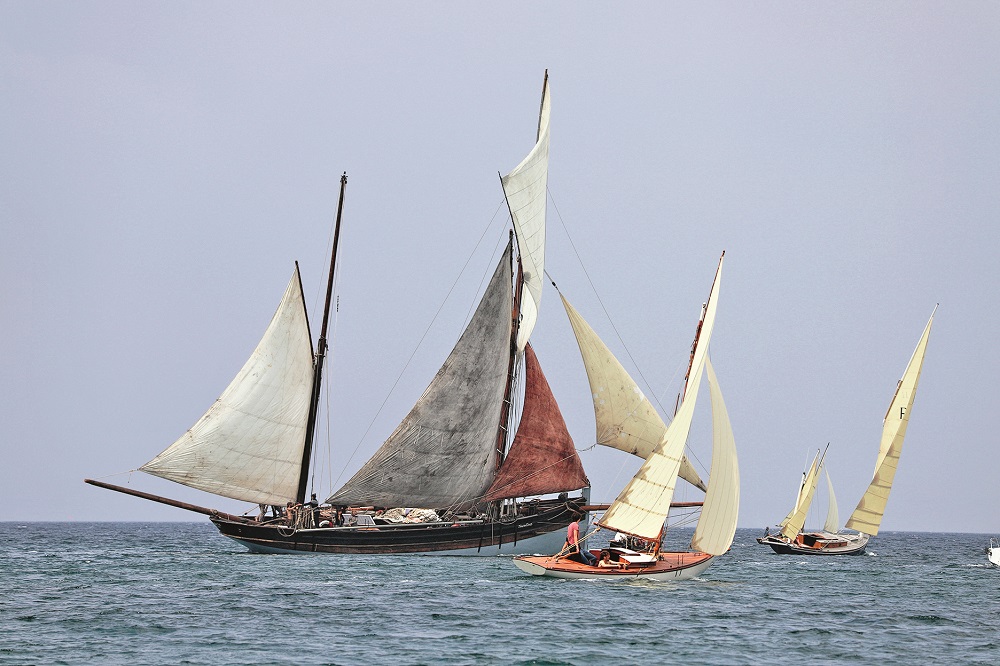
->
[[311, 259, 342, 499], [330, 199, 510, 490], [547, 189, 668, 416]]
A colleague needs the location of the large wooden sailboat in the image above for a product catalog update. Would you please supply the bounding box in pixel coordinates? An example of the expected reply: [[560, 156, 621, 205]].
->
[[758, 307, 936, 556], [514, 254, 740, 580], [86, 73, 604, 555]]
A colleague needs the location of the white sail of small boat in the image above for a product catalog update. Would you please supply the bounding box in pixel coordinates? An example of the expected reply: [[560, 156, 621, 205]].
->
[[691, 355, 740, 555], [759, 307, 936, 556], [514, 253, 740, 580], [87, 73, 596, 556], [823, 469, 839, 534], [778, 447, 826, 541]]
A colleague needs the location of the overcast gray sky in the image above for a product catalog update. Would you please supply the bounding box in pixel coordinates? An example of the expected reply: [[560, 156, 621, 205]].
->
[[2, 3, 998, 533]]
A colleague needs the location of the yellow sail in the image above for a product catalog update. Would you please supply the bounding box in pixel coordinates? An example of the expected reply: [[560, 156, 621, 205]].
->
[[690, 356, 740, 555], [560, 295, 706, 491], [845, 307, 936, 536], [779, 450, 823, 540]]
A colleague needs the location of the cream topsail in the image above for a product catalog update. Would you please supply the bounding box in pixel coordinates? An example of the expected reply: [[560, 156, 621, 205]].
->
[[690, 355, 740, 555], [845, 307, 936, 536], [502, 71, 550, 352], [560, 295, 706, 491], [141, 268, 315, 506], [596, 254, 724, 540]]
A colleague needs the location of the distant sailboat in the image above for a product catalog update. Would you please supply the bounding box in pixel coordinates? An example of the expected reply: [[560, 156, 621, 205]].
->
[[514, 253, 740, 581], [758, 307, 937, 555], [988, 539, 1000, 567], [86, 73, 600, 555]]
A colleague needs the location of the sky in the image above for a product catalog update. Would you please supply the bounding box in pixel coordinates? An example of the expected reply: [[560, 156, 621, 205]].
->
[[2, 3, 998, 533]]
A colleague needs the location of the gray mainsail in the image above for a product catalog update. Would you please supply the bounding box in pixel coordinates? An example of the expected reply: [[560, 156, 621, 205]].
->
[[327, 243, 514, 509]]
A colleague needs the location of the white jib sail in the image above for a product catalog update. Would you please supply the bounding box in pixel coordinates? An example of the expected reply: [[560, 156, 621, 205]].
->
[[141, 268, 315, 506], [691, 356, 739, 556], [502, 72, 550, 351], [845, 306, 936, 536], [597, 255, 724, 540], [823, 469, 839, 534], [779, 451, 823, 540], [560, 294, 706, 491]]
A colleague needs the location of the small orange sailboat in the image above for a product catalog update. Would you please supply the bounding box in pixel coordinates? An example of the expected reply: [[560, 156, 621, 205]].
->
[[514, 254, 739, 581]]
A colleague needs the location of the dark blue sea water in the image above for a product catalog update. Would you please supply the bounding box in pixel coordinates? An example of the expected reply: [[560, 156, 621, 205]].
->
[[1, 523, 997, 665]]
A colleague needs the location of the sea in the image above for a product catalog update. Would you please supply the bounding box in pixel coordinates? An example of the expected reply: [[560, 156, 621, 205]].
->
[[1, 523, 997, 665]]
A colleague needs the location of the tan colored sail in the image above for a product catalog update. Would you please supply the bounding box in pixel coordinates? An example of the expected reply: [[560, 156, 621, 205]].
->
[[691, 356, 739, 555], [779, 451, 822, 540], [141, 268, 315, 506], [845, 307, 936, 536], [502, 72, 549, 352], [596, 255, 724, 540], [559, 295, 706, 491]]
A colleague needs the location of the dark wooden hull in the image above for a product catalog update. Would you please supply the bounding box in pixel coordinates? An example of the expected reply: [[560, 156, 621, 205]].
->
[[756, 532, 869, 556], [210, 499, 584, 555]]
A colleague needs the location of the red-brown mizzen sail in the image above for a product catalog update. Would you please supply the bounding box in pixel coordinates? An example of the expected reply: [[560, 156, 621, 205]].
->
[[484, 344, 589, 501]]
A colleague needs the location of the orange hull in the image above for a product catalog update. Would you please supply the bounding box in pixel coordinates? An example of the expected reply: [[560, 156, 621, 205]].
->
[[513, 550, 715, 580]]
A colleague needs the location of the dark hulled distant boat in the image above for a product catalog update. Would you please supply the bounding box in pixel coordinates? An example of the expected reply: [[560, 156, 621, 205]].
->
[[758, 308, 936, 556]]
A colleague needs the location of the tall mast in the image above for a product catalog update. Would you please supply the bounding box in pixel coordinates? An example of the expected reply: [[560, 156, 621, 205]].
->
[[297, 172, 348, 504], [681, 251, 725, 403], [493, 228, 522, 475]]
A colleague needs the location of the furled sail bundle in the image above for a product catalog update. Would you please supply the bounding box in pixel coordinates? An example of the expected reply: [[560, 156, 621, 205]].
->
[[559, 295, 707, 492], [140, 268, 315, 506], [845, 307, 936, 536], [327, 244, 514, 509], [593, 254, 725, 540], [501, 71, 550, 352], [484, 344, 590, 501]]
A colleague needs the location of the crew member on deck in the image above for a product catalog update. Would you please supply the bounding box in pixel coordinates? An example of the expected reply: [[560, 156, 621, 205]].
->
[[566, 518, 597, 566]]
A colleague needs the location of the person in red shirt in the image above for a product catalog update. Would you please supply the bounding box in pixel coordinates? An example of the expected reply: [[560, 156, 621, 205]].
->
[[566, 519, 597, 565]]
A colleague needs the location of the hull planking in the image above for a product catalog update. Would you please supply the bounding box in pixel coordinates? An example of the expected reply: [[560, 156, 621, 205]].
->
[[211, 500, 584, 556]]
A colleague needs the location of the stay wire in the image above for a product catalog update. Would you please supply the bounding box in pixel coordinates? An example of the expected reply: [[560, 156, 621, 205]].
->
[[330, 199, 510, 491]]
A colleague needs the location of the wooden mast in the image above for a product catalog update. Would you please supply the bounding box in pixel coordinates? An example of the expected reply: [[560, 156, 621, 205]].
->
[[296, 172, 348, 504], [681, 251, 725, 403], [493, 227, 522, 475]]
